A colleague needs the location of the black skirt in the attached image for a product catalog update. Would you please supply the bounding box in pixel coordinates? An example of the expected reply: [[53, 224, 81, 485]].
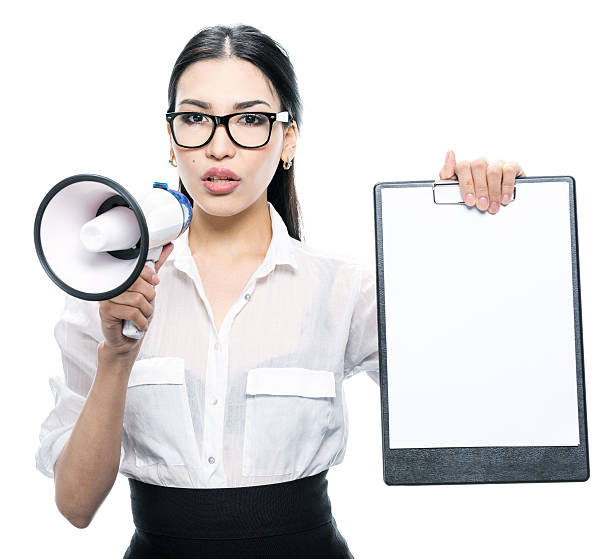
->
[[123, 469, 354, 558]]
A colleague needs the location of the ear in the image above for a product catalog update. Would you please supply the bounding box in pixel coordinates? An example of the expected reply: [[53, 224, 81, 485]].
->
[[281, 120, 298, 162], [167, 123, 175, 154]]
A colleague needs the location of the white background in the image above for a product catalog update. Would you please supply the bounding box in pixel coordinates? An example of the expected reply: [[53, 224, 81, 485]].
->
[[2, 0, 610, 557]]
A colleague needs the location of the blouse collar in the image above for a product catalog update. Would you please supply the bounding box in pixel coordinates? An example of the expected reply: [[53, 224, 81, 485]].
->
[[169, 201, 299, 281]]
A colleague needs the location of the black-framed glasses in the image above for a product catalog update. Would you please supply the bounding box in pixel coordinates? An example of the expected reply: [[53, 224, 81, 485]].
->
[[165, 111, 291, 149]]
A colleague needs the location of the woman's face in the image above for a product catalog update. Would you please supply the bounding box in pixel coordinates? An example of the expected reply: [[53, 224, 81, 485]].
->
[[168, 57, 297, 216]]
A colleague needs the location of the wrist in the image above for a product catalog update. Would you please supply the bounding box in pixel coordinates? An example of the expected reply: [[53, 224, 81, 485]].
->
[[97, 341, 138, 372]]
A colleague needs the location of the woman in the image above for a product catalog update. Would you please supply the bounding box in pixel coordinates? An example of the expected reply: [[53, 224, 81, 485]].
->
[[35, 24, 524, 558]]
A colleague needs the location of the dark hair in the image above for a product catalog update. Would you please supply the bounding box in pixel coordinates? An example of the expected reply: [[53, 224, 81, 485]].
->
[[167, 24, 304, 241]]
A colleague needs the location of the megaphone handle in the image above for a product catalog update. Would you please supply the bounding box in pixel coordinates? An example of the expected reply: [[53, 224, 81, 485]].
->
[[122, 245, 163, 340]]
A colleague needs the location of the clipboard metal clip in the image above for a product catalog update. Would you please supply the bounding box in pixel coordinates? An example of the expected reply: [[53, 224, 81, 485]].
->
[[432, 180, 517, 205]]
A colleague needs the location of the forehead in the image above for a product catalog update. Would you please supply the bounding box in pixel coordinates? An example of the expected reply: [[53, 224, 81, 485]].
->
[[176, 57, 279, 110]]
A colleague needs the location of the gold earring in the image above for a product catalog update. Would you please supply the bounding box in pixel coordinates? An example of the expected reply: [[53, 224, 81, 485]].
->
[[283, 159, 293, 170], [169, 153, 177, 168]]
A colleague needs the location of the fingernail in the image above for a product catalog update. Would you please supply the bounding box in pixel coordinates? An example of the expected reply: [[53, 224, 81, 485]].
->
[[489, 202, 499, 213], [502, 193, 510, 204], [466, 193, 474, 204], [153, 274, 159, 284], [478, 196, 488, 209]]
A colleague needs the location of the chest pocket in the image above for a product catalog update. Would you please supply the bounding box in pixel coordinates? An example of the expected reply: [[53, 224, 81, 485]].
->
[[242, 367, 336, 477], [124, 356, 200, 468]]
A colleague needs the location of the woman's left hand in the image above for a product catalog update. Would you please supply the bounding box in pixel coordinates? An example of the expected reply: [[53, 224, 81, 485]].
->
[[439, 151, 525, 214]]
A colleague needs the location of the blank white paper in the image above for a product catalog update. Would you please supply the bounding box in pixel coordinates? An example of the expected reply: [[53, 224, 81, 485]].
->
[[381, 181, 580, 448]]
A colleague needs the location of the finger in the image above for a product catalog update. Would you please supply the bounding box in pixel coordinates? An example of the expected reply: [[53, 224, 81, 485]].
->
[[513, 161, 526, 177], [139, 261, 159, 286], [109, 291, 155, 319], [471, 157, 489, 211], [125, 276, 157, 303], [439, 150, 457, 180], [106, 299, 150, 332], [155, 242, 175, 274], [486, 160, 503, 214], [455, 160, 475, 206], [501, 162, 522, 204]]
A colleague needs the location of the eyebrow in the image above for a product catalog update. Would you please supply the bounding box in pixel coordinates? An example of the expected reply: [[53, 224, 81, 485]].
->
[[178, 98, 272, 111]]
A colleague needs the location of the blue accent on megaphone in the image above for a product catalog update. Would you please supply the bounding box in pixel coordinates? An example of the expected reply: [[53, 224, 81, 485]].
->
[[153, 181, 193, 235]]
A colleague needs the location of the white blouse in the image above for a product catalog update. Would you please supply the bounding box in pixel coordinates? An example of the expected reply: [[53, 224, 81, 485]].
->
[[35, 201, 379, 488]]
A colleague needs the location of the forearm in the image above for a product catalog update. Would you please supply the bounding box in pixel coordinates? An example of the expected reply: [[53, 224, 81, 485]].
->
[[54, 343, 135, 528]]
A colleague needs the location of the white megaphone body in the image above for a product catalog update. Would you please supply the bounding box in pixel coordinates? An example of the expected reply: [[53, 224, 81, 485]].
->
[[34, 174, 192, 339]]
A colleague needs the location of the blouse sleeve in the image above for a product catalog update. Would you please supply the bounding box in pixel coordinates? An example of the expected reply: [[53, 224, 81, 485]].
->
[[35, 294, 105, 479], [343, 263, 380, 386]]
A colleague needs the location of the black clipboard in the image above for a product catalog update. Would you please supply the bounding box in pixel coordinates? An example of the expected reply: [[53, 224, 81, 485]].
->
[[373, 176, 589, 485]]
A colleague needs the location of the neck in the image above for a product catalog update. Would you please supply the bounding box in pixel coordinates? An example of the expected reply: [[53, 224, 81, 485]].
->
[[187, 195, 272, 263]]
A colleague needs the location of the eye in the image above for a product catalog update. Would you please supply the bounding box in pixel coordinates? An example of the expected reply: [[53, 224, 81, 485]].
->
[[180, 113, 208, 125], [237, 113, 267, 126]]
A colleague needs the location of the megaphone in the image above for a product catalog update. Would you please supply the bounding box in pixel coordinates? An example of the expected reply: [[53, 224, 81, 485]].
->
[[34, 174, 192, 339]]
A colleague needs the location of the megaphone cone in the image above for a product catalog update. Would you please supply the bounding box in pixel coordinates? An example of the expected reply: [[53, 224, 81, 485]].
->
[[34, 174, 192, 339]]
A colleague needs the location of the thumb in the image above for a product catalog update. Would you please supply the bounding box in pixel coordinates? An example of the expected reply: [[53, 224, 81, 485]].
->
[[439, 150, 457, 179], [154, 242, 175, 274]]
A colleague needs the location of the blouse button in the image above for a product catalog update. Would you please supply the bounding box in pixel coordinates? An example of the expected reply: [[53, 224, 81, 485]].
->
[[214, 342, 219, 350], [244, 293, 251, 300], [211, 397, 218, 405], [208, 456, 215, 464]]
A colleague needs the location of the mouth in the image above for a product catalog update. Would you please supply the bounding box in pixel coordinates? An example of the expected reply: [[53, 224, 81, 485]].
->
[[202, 177, 241, 194], [202, 166, 241, 182]]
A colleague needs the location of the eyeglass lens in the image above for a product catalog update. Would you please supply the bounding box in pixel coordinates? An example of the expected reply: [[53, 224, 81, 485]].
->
[[173, 113, 271, 147]]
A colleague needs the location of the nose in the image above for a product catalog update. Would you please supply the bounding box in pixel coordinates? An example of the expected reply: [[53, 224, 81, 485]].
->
[[206, 122, 235, 159]]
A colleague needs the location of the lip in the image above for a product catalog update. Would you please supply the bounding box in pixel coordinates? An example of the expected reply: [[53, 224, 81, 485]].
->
[[202, 166, 240, 181], [202, 178, 241, 194]]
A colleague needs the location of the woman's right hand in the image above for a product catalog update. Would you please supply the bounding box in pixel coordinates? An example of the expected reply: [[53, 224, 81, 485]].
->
[[98, 242, 174, 358]]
